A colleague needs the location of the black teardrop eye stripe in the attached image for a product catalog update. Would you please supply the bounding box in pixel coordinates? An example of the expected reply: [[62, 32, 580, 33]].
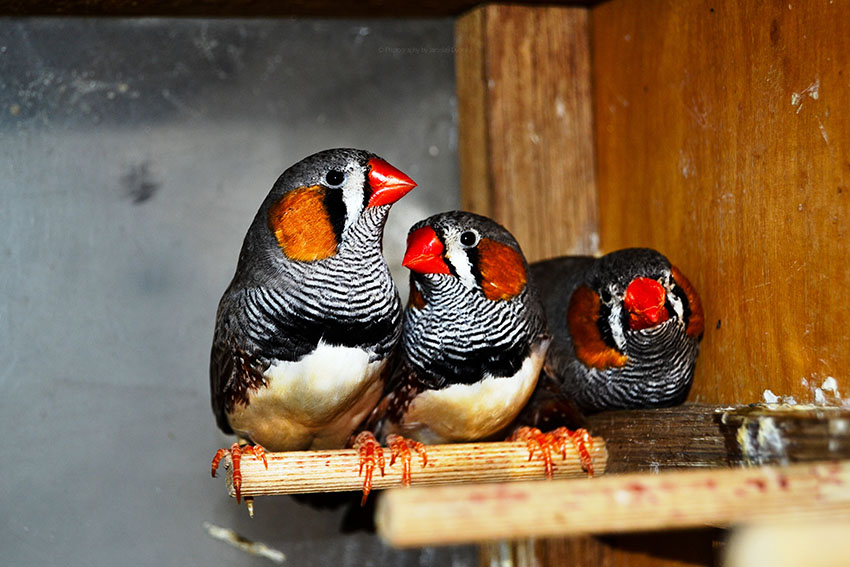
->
[[597, 300, 620, 350], [362, 173, 372, 210], [322, 187, 347, 243], [466, 246, 481, 285], [672, 283, 692, 329]]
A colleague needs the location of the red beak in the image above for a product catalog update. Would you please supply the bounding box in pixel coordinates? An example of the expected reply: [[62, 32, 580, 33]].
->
[[402, 226, 451, 274], [623, 277, 669, 330], [367, 158, 417, 207]]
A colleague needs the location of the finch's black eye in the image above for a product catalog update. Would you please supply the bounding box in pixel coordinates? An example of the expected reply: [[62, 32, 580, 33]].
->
[[459, 230, 479, 247], [326, 170, 345, 187], [600, 289, 612, 304]]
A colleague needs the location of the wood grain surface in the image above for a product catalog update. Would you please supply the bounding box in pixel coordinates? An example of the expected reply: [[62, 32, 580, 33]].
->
[[379, 460, 850, 547], [218, 438, 607, 497], [592, 0, 850, 406], [456, 5, 599, 261]]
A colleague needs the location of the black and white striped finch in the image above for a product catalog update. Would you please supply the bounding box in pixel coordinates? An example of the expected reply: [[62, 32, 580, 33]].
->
[[383, 211, 549, 446], [358, 213, 591, 486], [209, 148, 416, 503], [531, 248, 704, 413]]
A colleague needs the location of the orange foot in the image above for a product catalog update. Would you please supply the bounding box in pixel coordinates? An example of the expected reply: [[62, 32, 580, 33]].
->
[[509, 426, 594, 479], [211, 442, 268, 504], [353, 431, 385, 506], [386, 434, 428, 487]]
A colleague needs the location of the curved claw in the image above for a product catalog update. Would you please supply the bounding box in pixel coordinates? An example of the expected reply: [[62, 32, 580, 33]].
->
[[509, 426, 594, 479], [386, 434, 428, 487], [353, 431, 385, 506], [509, 427, 556, 479], [211, 448, 228, 477], [558, 427, 594, 477], [231, 443, 244, 503], [250, 444, 268, 470], [210, 442, 268, 505]]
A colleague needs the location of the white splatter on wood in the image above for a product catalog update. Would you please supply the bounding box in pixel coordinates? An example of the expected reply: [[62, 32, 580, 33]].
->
[[790, 78, 820, 114], [817, 118, 829, 145], [823, 376, 840, 395], [555, 97, 566, 117]]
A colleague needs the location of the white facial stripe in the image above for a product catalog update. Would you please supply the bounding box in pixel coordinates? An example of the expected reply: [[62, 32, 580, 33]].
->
[[667, 282, 686, 320], [608, 300, 627, 349], [340, 166, 366, 233], [442, 229, 477, 289]]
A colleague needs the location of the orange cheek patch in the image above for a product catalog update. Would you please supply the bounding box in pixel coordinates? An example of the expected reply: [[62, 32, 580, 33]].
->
[[567, 286, 628, 369], [671, 265, 705, 338], [477, 238, 527, 301], [408, 280, 426, 310], [267, 186, 339, 262]]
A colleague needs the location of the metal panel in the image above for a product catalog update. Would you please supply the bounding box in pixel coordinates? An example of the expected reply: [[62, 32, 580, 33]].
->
[[0, 18, 467, 567]]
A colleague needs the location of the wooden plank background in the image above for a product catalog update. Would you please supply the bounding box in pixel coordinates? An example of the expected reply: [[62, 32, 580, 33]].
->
[[458, 2, 849, 566], [592, 0, 850, 406], [457, 5, 712, 567], [456, 5, 599, 261]]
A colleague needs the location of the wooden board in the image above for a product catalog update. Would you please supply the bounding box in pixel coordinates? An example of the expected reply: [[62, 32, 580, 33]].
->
[[378, 460, 850, 547], [587, 405, 733, 473], [378, 404, 850, 558], [592, 0, 850, 406], [454, 9, 607, 561], [215, 404, 850, 498], [456, 5, 599, 261], [535, 403, 850, 567]]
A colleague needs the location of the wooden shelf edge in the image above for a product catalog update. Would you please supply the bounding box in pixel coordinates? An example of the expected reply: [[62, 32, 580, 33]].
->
[[586, 403, 850, 473], [214, 403, 850, 500], [376, 459, 850, 548]]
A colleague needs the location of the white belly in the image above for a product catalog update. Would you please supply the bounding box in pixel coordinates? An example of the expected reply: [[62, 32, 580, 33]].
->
[[387, 341, 549, 444], [228, 342, 385, 451]]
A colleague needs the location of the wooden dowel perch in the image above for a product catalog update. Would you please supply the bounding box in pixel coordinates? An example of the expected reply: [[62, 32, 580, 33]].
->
[[376, 460, 850, 547], [219, 438, 607, 498]]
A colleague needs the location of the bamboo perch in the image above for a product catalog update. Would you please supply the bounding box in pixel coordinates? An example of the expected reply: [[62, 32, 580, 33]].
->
[[376, 460, 850, 548], [218, 438, 607, 498]]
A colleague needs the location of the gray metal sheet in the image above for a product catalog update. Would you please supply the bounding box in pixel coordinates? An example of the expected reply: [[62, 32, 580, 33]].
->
[[0, 17, 468, 567]]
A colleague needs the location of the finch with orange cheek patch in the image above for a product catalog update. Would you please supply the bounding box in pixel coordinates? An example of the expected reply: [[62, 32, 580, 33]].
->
[[209, 148, 416, 505], [531, 248, 704, 413], [366, 212, 592, 483], [385, 212, 548, 445]]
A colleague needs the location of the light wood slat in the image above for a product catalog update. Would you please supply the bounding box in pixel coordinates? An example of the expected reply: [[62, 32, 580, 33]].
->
[[456, 5, 599, 262], [377, 460, 850, 547], [218, 438, 607, 497]]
